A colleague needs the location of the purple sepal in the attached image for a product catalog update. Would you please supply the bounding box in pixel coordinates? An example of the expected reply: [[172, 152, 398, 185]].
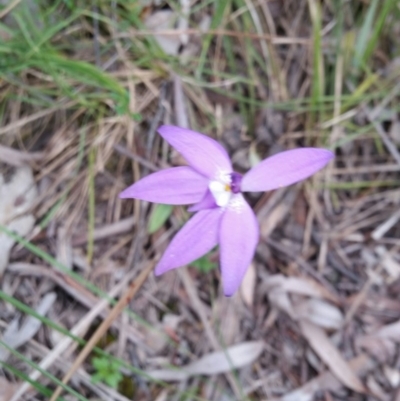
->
[[219, 194, 259, 296], [188, 190, 217, 212], [155, 208, 222, 275], [241, 148, 334, 192], [158, 125, 232, 179], [119, 166, 208, 205]]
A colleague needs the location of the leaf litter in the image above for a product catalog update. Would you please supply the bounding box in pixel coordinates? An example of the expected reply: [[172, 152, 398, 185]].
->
[[0, 166, 37, 276], [1, 0, 400, 400], [146, 341, 264, 381]]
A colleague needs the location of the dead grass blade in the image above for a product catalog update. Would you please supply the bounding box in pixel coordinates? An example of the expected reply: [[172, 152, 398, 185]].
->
[[120, 28, 311, 44], [0, 0, 22, 18], [0, 102, 74, 136]]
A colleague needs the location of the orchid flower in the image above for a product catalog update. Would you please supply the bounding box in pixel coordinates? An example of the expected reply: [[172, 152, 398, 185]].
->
[[120, 126, 334, 296]]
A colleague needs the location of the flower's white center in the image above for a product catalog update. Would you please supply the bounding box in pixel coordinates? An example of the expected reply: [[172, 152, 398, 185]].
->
[[209, 180, 232, 207], [227, 194, 245, 213]]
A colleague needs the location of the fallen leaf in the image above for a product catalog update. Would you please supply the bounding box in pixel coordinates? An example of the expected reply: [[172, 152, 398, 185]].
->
[[280, 353, 375, 401], [356, 319, 400, 362], [154, 389, 169, 401], [259, 191, 296, 238], [146, 341, 264, 381], [0, 292, 57, 362], [177, 0, 190, 45], [240, 263, 256, 307], [366, 375, 390, 401], [145, 10, 180, 55], [389, 119, 400, 145], [212, 296, 240, 345], [375, 246, 400, 282], [0, 144, 43, 167], [294, 298, 343, 330], [264, 275, 339, 304], [248, 142, 262, 167], [373, 319, 400, 340], [300, 321, 365, 393], [372, 211, 400, 240], [383, 365, 400, 388], [0, 166, 37, 275], [0, 377, 17, 401], [356, 335, 395, 363], [173, 74, 189, 129], [267, 285, 296, 319], [56, 225, 72, 270]]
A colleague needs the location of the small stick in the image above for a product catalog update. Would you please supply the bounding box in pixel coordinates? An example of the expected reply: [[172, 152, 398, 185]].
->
[[50, 262, 154, 401]]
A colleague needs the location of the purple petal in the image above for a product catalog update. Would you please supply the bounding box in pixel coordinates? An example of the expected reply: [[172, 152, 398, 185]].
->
[[158, 125, 232, 179], [188, 190, 217, 212], [241, 148, 334, 192], [219, 194, 259, 296], [119, 166, 208, 204], [155, 208, 222, 275]]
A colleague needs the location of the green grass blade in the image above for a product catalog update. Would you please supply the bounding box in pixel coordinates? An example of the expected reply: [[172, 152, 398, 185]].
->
[[196, 0, 231, 79], [353, 0, 379, 71], [0, 340, 89, 401]]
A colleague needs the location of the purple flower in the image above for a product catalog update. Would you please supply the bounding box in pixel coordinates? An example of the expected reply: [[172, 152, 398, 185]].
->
[[120, 126, 334, 296]]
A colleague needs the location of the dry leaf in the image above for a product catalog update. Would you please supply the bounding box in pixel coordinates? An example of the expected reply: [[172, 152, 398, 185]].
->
[[300, 321, 365, 393], [373, 319, 400, 340], [264, 275, 338, 303], [240, 263, 256, 307], [372, 211, 400, 240], [56, 225, 72, 270], [280, 353, 375, 401], [154, 389, 169, 401], [0, 166, 37, 275], [146, 341, 264, 381], [375, 246, 400, 282], [383, 365, 400, 388], [0, 292, 56, 362], [248, 142, 262, 167], [212, 296, 240, 346], [0, 377, 17, 401], [267, 285, 296, 319], [356, 335, 395, 363], [145, 11, 180, 55], [0, 144, 43, 167], [356, 319, 400, 361], [294, 298, 343, 330], [177, 0, 190, 45], [173, 75, 189, 129], [366, 375, 390, 401], [265, 275, 341, 322], [389, 119, 400, 145], [259, 191, 295, 238]]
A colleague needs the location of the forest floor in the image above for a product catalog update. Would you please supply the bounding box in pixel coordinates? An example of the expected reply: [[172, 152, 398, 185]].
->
[[1, 1, 400, 400]]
